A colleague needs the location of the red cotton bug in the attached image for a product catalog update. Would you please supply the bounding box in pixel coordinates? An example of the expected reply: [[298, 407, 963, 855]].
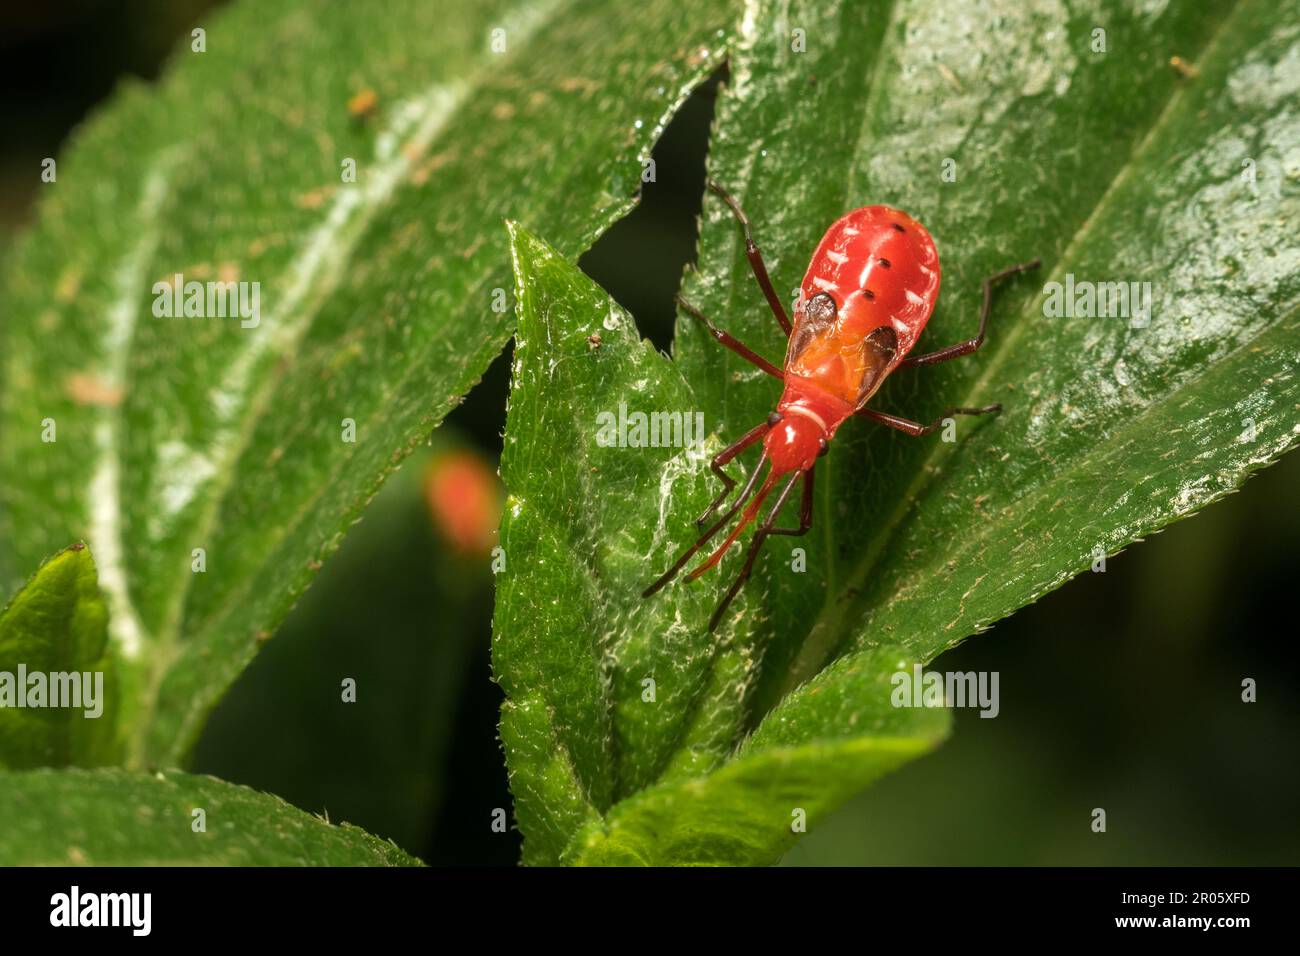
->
[[643, 180, 1040, 632]]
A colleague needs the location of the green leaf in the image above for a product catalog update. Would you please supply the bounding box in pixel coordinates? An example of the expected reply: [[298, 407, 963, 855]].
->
[[682, 0, 1299, 720], [0, 0, 731, 768], [498, 225, 949, 865], [0, 545, 119, 769], [0, 767, 420, 865], [562, 647, 950, 865], [498, 0, 1299, 865]]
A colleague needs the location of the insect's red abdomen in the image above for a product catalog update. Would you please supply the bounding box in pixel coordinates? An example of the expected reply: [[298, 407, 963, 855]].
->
[[800, 205, 941, 357]]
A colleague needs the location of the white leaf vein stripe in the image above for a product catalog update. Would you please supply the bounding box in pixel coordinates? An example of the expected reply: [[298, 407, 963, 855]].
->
[[90, 152, 182, 661], [152, 0, 572, 671], [146, 79, 470, 694]]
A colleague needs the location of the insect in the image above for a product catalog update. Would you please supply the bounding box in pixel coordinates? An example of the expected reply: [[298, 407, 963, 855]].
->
[[643, 180, 1040, 632]]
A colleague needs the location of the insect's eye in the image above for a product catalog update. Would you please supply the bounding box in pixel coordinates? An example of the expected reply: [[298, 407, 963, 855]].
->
[[805, 292, 837, 325]]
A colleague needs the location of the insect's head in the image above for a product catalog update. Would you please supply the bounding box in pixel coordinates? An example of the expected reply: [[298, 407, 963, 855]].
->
[[763, 408, 825, 475]]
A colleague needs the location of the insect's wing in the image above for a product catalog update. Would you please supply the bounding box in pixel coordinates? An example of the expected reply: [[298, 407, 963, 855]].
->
[[784, 298, 835, 368], [786, 300, 899, 409], [852, 325, 899, 409]]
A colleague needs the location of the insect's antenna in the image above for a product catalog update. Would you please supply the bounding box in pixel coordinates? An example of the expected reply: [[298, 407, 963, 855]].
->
[[642, 453, 770, 599], [686, 464, 781, 582]]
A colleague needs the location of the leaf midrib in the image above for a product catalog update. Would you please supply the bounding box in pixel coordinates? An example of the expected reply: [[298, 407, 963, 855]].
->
[[815, 0, 900, 653]]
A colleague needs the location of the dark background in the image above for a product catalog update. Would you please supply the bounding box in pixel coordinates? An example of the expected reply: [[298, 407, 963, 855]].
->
[[3, 1, 1296, 866]]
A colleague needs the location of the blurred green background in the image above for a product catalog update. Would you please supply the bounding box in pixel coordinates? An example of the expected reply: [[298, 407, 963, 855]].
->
[[3, 1, 1296, 866]]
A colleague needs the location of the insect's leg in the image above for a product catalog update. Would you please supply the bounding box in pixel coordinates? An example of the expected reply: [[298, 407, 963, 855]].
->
[[708, 469, 811, 633], [901, 259, 1041, 367], [859, 405, 1001, 437], [789, 464, 816, 532], [706, 179, 793, 337], [677, 295, 784, 380], [696, 420, 771, 527], [643, 453, 770, 599]]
